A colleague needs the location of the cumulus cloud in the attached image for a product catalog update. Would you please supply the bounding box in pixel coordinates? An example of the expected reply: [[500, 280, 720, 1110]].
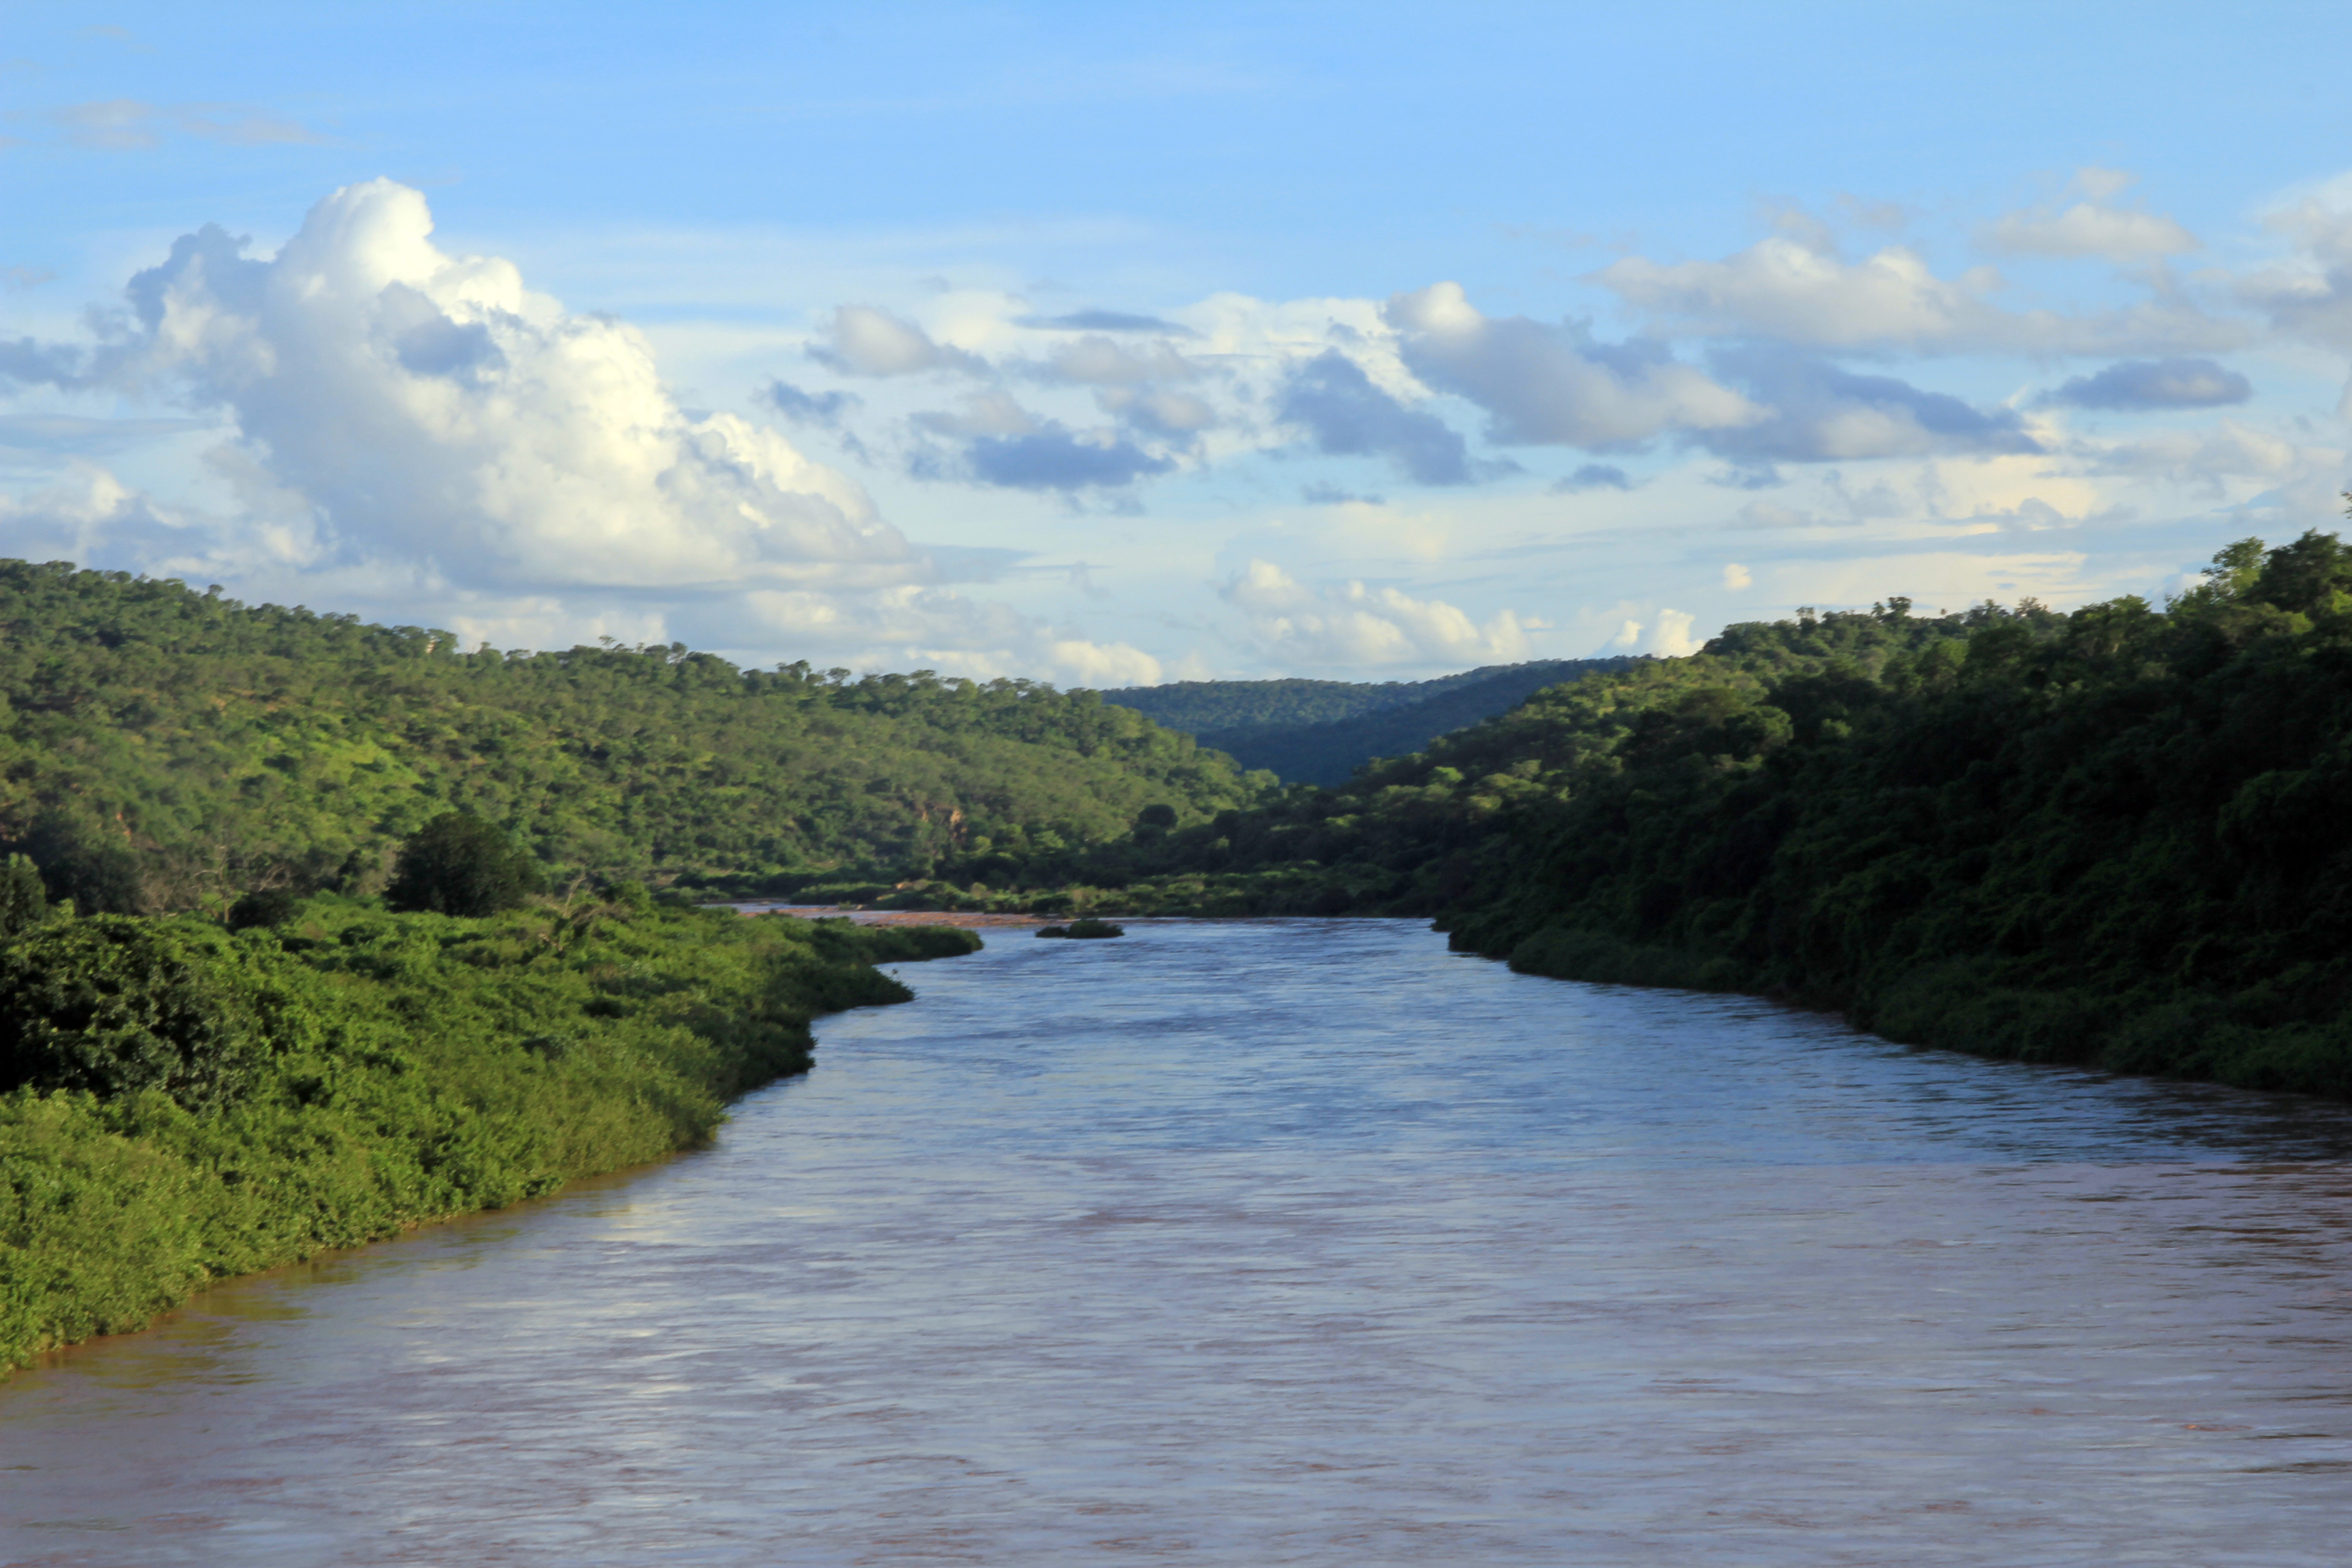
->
[[904, 388, 1175, 490], [1981, 169, 2200, 261], [65, 185, 915, 593], [1696, 345, 2044, 463], [961, 428, 1175, 490], [2231, 198, 2352, 356], [1275, 349, 1486, 485], [0, 461, 191, 564], [1386, 281, 1758, 448], [1094, 385, 1215, 436], [1983, 203, 2199, 261], [1039, 333, 1200, 385], [809, 304, 987, 376], [1601, 607, 1702, 657], [1219, 557, 1531, 668], [2076, 419, 2342, 511], [0, 180, 1171, 682], [1592, 234, 2240, 355], [2043, 357, 2251, 410], [762, 379, 861, 427]]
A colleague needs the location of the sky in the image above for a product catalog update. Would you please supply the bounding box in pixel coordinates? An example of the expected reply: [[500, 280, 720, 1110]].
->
[[8, 3, 2352, 685]]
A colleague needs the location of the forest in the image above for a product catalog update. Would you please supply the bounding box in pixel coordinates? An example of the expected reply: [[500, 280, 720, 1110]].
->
[[0, 561, 1264, 915], [1081, 527, 2352, 1096], [1146, 657, 1645, 786]]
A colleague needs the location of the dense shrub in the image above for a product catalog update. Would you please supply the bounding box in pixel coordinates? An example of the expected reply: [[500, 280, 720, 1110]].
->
[[0, 917, 306, 1109], [227, 887, 301, 930], [0, 855, 46, 937], [0, 902, 980, 1369], [385, 813, 545, 916]]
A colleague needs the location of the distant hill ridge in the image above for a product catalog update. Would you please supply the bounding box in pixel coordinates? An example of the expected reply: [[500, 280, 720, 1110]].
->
[[1103, 657, 1647, 785]]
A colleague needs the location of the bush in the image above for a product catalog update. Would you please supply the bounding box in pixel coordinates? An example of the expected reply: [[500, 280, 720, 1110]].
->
[[0, 904, 983, 1369], [1038, 917, 1124, 940], [0, 855, 48, 938], [227, 887, 301, 930], [384, 813, 545, 917], [22, 817, 144, 915], [0, 917, 308, 1109]]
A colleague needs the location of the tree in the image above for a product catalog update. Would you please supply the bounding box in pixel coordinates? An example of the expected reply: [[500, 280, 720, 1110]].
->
[[0, 917, 302, 1108], [0, 854, 49, 938], [384, 813, 545, 917], [227, 887, 301, 930]]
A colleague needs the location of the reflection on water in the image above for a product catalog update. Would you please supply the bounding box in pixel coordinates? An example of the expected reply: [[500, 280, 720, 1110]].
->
[[5, 919, 2352, 1565]]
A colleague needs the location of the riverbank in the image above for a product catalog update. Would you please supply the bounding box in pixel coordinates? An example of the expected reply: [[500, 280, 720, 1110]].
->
[[0, 898, 979, 1371]]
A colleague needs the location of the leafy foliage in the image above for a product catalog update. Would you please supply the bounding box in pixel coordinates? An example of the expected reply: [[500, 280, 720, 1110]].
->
[[385, 812, 546, 916], [0, 560, 1263, 913], [1105, 659, 1622, 737], [1185, 657, 1646, 785], [0, 897, 979, 1369], [1118, 526, 2352, 1095], [0, 855, 46, 938], [1036, 917, 1124, 938], [0, 917, 305, 1109]]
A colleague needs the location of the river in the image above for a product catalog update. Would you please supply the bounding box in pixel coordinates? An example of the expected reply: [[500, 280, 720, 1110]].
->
[[5, 918, 2351, 1565]]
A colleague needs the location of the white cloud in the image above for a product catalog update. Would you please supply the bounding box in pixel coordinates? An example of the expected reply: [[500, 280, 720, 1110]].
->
[[1599, 606, 1702, 657], [1218, 557, 1531, 668], [0, 180, 1167, 679], [811, 304, 987, 376], [1041, 334, 1199, 385], [1386, 281, 1759, 446], [1047, 638, 1162, 687], [1722, 562, 1752, 589], [1592, 235, 2240, 355], [1981, 170, 2200, 261], [97, 182, 911, 593]]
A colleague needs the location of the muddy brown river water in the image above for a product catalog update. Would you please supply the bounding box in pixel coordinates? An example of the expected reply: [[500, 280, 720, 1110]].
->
[[5, 917, 2352, 1565]]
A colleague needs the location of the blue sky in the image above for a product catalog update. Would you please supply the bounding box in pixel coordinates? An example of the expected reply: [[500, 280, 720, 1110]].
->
[[8, 2, 2352, 683]]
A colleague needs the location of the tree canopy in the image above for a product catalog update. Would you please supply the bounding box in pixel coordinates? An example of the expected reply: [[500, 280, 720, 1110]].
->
[[0, 560, 1267, 911]]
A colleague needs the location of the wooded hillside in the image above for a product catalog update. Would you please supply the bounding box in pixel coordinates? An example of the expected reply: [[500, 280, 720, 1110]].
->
[[0, 561, 1263, 913]]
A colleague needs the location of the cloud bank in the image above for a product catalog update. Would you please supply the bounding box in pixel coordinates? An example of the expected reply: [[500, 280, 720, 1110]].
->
[[0, 181, 1163, 681]]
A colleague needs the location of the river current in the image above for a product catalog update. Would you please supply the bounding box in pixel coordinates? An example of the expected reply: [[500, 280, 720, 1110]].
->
[[6, 917, 2352, 1565]]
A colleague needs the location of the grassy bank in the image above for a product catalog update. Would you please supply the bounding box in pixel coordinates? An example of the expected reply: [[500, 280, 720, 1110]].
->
[[0, 896, 977, 1371]]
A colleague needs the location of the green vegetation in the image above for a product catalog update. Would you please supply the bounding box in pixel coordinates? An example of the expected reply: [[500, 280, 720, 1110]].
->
[[1104, 673, 1475, 733], [1036, 917, 1124, 939], [1438, 532, 2352, 1096], [0, 560, 1264, 913], [1081, 525, 2352, 1097], [0, 892, 977, 1369], [1184, 658, 1645, 785], [1104, 658, 1642, 785], [385, 812, 546, 916]]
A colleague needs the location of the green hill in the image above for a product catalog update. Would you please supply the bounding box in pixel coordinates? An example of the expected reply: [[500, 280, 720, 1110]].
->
[[0, 560, 1262, 913], [1102, 657, 1642, 785], [1189, 657, 1644, 785], [1101, 662, 1580, 735]]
